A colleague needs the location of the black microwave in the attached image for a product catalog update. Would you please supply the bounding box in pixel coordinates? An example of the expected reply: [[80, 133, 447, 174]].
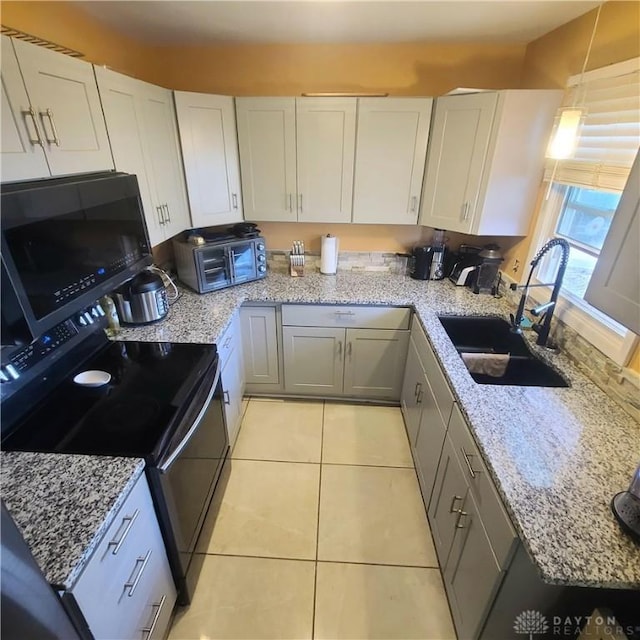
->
[[1, 172, 152, 345]]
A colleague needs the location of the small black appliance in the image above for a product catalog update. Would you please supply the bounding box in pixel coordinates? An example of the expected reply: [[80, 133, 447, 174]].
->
[[409, 245, 448, 280], [468, 244, 504, 294]]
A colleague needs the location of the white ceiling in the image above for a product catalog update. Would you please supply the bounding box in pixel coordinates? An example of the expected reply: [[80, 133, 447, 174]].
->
[[76, 1, 601, 45]]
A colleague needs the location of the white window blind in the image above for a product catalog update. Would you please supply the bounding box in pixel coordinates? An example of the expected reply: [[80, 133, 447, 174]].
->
[[545, 57, 640, 191]]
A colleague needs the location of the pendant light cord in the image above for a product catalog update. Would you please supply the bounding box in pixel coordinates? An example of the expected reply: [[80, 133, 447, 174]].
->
[[574, 2, 603, 107]]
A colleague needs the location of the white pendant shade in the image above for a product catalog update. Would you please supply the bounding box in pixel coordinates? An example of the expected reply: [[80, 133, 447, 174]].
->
[[546, 108, 585, 160]]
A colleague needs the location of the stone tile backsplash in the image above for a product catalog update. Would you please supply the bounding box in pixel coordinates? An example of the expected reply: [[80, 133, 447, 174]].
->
[[267, 250, 410, 275]]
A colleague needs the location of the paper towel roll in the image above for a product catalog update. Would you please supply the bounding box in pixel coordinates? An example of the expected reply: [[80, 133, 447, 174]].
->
[[320, 235, 339, 275]]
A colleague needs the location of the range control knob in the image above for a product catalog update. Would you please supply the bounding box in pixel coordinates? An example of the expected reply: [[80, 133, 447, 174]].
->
[[258, 255, 266, 262], [257, 243, 265, 251], [77, 315, 88, 327], [94, 304, 106, 317], [3, 364, 20, 381], [258, 265, 267, 273], [83, 311, 94, 325], [0, 370, 9, 383]]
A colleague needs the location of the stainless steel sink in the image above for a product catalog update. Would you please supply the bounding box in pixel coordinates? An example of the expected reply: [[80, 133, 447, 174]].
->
[[438, 315, 569, 388]]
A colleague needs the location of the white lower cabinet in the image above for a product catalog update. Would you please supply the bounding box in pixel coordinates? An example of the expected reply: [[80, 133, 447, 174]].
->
[[282, 305, 410, 400], [219, 312, 245, 448], [240, 306, 282, 393], [70, 473, 176, 640]]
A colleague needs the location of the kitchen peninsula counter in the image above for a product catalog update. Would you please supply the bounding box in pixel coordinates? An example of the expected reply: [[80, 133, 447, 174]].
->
[[116, 271, 640, 589], [1, 451, 145, 589]]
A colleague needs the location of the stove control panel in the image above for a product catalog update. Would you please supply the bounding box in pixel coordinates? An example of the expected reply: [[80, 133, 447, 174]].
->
[[1, 304, 106, 384]]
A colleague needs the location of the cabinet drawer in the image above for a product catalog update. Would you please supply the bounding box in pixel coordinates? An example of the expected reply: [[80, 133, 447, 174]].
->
[[282, 304, 410, 329], [218, 312, 239, 366], [410, 320, 454, 425], [447, 404, 517, 569]]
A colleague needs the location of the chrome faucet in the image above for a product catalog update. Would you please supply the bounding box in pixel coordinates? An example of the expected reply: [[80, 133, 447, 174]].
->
[[509, 238, 570, 348]]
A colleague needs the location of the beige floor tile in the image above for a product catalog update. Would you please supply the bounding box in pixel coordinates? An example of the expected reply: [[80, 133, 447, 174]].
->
[[169, 555, 315, 640], [314, 562, 456, 640], [318, 464, 437, 566], [322, 403, 413, 467], [197, 459, 320, 559], [233, 398, 323, 462]]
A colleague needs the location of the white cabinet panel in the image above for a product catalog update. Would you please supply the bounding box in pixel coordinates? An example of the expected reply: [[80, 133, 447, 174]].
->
[[1, 36, 51, 181], [296, 98, 356, 223], [283, 326, 344, 396], [353, 98, 432, 224], [175, 92, 243, 227], [12, 38, 113, 177], [236, 98, 297, 222], [241, 306, 280, 385]]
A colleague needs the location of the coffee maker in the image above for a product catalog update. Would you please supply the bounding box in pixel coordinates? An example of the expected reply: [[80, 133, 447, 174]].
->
[[409, 230, 448, 281]]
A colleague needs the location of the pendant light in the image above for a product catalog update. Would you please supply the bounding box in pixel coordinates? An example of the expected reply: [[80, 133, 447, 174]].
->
[[546, 3, 602, 160]]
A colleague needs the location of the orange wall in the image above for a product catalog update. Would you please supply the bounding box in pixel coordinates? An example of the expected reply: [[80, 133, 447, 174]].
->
[[157, 41, 526, 96], [1, 1, 163, 84]]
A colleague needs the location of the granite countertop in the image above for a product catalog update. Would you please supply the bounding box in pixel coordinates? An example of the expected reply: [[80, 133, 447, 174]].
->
[[1, 451, 145, 590], [115, 271, 640, 590]]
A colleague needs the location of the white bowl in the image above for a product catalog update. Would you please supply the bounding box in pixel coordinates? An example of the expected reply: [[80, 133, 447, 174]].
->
[[73, 370, 111, 387]]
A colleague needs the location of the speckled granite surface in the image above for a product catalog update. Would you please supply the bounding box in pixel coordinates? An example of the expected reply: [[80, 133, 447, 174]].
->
[[115, 271, 640, 590], [1, 451, 145, 589]]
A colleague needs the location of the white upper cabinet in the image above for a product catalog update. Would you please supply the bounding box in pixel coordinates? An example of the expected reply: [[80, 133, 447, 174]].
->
[[353, 98, 433, 225], [1, 36, 51, 182], [96, 67, 190, 246], [419, 90, 561, 235], [10, 38, 113, 178], [236, 97, 297, 222], [296, 98, 356, 223], [174, 92, 243, 228]]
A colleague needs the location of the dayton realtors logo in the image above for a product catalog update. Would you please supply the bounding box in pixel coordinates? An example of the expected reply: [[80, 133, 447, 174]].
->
[[514, 610, 549, 640]]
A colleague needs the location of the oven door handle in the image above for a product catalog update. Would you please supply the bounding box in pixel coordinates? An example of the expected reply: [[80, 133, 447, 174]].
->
[[158, 362, 221, 473]]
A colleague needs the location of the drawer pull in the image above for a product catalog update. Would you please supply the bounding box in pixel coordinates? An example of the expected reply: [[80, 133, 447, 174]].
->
[[456, 510, 468, 529], [449, 495, 463, 513], [108, 509, 139, 554], [333, 311, 356, 317], [142, 594, 167, 639], [223, 390, 230, 405], [461, 449, 480, 479], [125, 550, 152, 597], [223, 335, 233, 349]]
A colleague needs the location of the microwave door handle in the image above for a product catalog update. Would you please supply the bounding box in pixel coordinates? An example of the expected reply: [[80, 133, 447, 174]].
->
[[227, 249, 236, 281], [158, 363, 221, 473]]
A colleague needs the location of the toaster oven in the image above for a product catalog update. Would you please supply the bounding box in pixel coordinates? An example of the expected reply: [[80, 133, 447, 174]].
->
[[173, 236, 267, 293]]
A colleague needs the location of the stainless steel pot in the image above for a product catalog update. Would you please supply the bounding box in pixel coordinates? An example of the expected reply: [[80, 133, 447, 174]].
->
[[113, 271, 168, 325]]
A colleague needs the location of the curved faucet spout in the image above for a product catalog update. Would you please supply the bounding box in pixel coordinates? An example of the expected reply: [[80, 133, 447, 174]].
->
[[510, 238, 570, 347]]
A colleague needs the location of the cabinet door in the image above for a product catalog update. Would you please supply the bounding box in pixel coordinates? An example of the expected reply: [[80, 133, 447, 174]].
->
[[283, 326, 344, 395], [428, 435, 469, 568], [175, 92, 243, 227], [140, 83, 191, 242], [353, 98, 432, 224], [414, 378, 449, 506], [222, 350, 244, 449], [400, 337, 425, 447], [296, 98, 356, 223], [12, 38, 113, 177], [236, 98, 297, 222], [585, 151, 640, 333], [1, 36, 51, 181], [343, 328, 409, 400], [444, 490, 502, 640], [241, 306, 280, 385], [94, 67, 160, 245], [419, 92, 498, 233]]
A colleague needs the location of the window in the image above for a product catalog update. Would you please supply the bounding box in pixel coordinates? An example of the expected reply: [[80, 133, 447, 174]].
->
[[528, 57, 640, 365]]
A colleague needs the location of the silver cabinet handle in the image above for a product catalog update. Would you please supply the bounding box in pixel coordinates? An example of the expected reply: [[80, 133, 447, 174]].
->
[[414, 382, 421, 398], [125, 550, 152, 597], [156, 206, 165, 225], [21, 107, 43, 146], [163, 203, 171, 223], [108, 509, 139, 554], [232, 193, 238, 210], [298, 193, 303, 212], [410, 195, 417, 213], [461, 449, 479, 478], [347, 342, 352, 359], [449, 495, 463, 513], [223, 336, 233, 349], [334, 311, 356, 317], [416, 389, 423, 404], [223, 390, 230, 405], [461, 202, 471, 221], [287, 193, 292, 212], [456, 510, 468, 529], [39, 108, 60, 146], [142, 595, 167, 639], [337, 340, 343, 358]]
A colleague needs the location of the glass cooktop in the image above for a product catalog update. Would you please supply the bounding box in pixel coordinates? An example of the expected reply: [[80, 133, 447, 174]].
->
[[2, 340, 216, 460]]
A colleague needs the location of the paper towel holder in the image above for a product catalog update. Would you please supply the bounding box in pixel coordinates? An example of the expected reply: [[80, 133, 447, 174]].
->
[[320, 234, 339, 275]]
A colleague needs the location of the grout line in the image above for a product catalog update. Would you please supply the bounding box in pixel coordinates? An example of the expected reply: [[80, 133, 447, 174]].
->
[[315, 558, 442, 570], [231, 456, 321, 465], [202, 551, 316, 563], [312, 400, 325, 639], [321, 461, 415, 470]]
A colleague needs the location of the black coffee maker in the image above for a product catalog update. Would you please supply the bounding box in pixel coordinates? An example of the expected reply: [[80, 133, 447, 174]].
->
[[410, 245, 447, 280]]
